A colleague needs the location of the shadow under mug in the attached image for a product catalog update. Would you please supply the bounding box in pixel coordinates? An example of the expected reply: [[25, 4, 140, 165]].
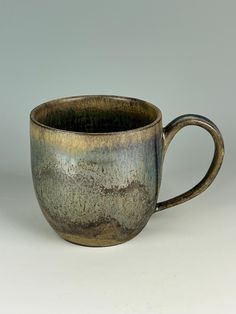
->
[[30, 95, 224, 246]]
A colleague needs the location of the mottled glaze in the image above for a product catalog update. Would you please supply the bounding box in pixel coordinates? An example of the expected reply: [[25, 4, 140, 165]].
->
[[30, 95, 224, 247], [30, 96, 163, 246]]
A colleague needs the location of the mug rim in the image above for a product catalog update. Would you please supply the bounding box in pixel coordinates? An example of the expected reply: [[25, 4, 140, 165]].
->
[[30, 95, 162, 136]]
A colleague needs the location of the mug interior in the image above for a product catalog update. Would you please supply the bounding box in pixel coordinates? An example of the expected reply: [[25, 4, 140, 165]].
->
[[31, 95, 160, 133]]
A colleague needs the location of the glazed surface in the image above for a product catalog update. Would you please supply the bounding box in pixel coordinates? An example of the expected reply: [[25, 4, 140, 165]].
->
[[30, 96, 163, 246]]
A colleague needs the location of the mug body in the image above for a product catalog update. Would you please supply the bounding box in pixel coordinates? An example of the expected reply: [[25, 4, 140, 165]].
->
[[30, 95, 163, 246]]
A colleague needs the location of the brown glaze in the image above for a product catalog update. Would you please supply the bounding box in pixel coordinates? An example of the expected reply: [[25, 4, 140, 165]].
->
[[157, 114, 225, 211], [30, 95, 224, 246], [30, 96, 162, 246]]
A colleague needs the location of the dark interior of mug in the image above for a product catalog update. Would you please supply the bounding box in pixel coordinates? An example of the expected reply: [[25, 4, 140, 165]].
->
[[31, 96, 159, 133]]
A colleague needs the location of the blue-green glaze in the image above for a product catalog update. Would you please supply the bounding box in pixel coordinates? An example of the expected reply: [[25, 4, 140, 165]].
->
[[30, 95, 225, 246], [30, 96, 163, 246]]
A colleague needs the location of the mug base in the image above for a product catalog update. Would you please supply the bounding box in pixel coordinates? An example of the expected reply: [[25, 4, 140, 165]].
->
[[57, 229, 142, 247]]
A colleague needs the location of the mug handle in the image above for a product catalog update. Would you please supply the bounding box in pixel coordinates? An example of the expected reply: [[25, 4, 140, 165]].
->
[[156, 114, 224, 211]]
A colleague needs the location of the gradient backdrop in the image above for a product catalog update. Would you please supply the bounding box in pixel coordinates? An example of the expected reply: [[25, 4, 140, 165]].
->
[[0, 1, 235, 313]]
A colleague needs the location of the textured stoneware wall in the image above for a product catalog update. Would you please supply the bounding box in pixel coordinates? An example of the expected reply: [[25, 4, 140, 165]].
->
[[30, 96, 163, 246]]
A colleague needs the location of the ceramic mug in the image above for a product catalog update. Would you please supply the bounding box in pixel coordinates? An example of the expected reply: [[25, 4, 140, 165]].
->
[[30, 95, 224, 246]]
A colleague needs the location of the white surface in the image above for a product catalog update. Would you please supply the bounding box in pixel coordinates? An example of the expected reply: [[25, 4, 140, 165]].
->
[[0, 0, 235, 313]]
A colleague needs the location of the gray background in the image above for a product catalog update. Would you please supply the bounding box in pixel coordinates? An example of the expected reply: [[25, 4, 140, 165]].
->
[[0, 1, 235, 313]]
